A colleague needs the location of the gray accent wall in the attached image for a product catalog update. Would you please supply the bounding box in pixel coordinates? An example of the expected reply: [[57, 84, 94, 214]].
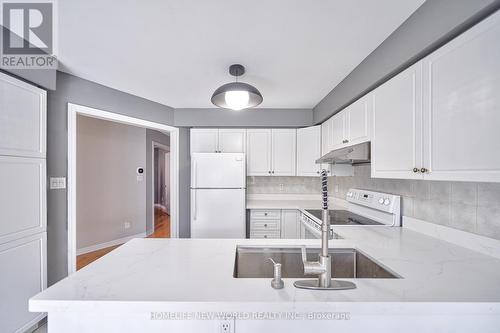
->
[[174, 108, 313, 127], [178, 127, 191, 238], [313, 0, 500, 123], [47, 71, 175, 285]]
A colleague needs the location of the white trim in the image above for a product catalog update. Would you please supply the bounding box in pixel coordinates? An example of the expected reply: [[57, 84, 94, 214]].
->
[[150, 141, 170, 236], [404, 216, 500, 259], [67, 103, 180, 274], [76, 232, 146, 256]]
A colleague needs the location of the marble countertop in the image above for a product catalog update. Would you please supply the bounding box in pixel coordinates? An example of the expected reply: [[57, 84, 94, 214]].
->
[[30, 225, 500, 314]]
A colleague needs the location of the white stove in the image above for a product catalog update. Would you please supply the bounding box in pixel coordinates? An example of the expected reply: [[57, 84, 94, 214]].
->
[[300, 189, 401, 238]]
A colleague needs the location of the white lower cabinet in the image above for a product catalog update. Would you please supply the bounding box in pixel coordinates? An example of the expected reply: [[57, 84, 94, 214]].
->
[[249, 210, 281, 239], [0, 232, 47, 333], [280, 210, 301, 239], [249, 209, 301, 239]]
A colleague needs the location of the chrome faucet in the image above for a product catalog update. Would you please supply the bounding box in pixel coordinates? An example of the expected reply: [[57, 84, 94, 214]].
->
[[294, 169, 356, 290]]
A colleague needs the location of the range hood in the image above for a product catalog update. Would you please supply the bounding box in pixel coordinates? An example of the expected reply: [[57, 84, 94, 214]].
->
[[316, 142, 370, 165]]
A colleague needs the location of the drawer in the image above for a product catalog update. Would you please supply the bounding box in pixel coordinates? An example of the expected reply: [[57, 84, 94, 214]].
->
[[250, 219, 280, 231], [250, 230, 281, 239], [250, 209, 281, 219]]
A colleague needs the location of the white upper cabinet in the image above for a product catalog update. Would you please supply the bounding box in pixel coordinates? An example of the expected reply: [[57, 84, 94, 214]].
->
[[0, 72, 46, 158], [330, 112, 345, 149], [190, 129, 219, 153], [271, 129, 296, 176], [321, 119, 331, 155], [421, 11, 500, 182], [346, 95, 371, 145], [371, 62, 423, 179], [218, 129, 246, 153], [321, 95, 371, 152], [190, 128, 246, 154], [246, 129, 272, 176], [297, 126, 321, 176], [371, 11, 500, 182], [247, 129, 296, 176]]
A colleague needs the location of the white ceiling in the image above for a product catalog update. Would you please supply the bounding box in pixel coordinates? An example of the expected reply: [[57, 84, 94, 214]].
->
[[58, 0, 425, 109]]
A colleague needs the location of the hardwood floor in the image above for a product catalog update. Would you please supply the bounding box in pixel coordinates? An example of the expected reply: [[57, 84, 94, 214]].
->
[[76, 244, 122, 270], [76, 208, 170, 270]]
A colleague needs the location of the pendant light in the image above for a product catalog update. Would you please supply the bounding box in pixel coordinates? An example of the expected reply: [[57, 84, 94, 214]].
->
[[211, 64, 263, 111]]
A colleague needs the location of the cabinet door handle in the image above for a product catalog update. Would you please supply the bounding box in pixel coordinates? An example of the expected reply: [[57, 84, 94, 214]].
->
[[264, 213, 268, 216], [264, 235, 268, 239], [420, 168, 428, 173], [413, 168, 419, 173], [264, 223, 268, 227], [272, 171, 275, 174], [268, 171, 271, 174]]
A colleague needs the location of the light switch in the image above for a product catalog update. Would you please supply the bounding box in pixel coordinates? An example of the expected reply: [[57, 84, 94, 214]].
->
[[50, 177, 66, 190]]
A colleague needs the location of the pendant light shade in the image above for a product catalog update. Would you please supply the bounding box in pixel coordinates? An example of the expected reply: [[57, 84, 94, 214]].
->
[[211, 64, 263, 110]]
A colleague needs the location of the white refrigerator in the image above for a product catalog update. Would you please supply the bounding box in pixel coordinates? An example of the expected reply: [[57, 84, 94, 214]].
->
[[190, 153, 246, 238]]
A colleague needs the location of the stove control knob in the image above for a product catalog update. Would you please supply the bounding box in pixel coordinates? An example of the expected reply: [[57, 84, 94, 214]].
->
[[378, 198, 384, 204], [384, 198, 390, 205]]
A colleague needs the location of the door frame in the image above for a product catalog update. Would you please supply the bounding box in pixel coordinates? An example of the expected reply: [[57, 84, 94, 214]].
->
[[67, 103, 179, 274], [151, 141, 170, 234]]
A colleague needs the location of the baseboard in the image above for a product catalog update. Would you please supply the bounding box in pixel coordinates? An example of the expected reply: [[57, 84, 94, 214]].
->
[[76, 232, 146, 255], [403, 216, 500, 259]]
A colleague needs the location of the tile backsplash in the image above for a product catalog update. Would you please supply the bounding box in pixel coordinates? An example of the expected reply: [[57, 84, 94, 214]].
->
[[247, 165, 500, 241]]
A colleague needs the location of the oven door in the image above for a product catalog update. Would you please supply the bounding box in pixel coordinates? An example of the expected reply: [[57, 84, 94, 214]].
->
[[300, 211, 338, 239]]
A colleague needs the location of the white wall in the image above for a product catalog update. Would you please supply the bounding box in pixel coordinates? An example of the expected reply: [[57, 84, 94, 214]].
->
[[76, 115, 147, 251]]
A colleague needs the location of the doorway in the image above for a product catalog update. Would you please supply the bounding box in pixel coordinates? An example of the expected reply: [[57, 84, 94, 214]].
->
[[150, 142, 170, 238], [67, 103, 179, 274]]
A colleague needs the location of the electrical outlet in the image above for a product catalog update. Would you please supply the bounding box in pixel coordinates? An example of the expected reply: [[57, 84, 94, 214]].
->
[[124, 222, 131, 229], [279, 183, 284, 192], [218, 319, 234, 333], [334, 184, 339, 193]]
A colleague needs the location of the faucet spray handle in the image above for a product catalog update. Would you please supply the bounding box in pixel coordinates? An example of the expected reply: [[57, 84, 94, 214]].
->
[[320, 169, 328, 210]]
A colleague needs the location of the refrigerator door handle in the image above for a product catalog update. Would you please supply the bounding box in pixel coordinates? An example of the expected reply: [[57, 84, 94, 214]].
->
[[193, 190, 197, 220], [192, 160, 197, 188]]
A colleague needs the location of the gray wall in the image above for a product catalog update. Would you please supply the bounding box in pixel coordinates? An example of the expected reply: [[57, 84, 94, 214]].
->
[[145, 129, 170, 235], [76, 116, 147, 250], [47, 71, 175, 285], [174, 108, 313, 127], [313, 0, 500, 123], [249, 169, 500, 241], [178, 127, 191, 238]]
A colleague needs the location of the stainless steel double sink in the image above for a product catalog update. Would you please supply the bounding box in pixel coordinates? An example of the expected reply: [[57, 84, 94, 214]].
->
[[234, 246, 399, 279]]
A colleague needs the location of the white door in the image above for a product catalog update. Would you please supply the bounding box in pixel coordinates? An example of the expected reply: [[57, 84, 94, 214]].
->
[[0, 72, 46, 158], [271, 129, 296, 176], [190, 129, 219, 153], [246, 129, 272, 176], [0, 232, 46, 333], [421, 11, 500, 182], [331, 112, 346, 149], [281, 210, 299, 239], [218, 129, 246, 153], [190, 189, 245, 238], [346, 95, 371, 145], [191, 153, 245, 188], [371, 62, 423, 179], [0, 156, 46, 245], [297, 126, 321, 176]]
